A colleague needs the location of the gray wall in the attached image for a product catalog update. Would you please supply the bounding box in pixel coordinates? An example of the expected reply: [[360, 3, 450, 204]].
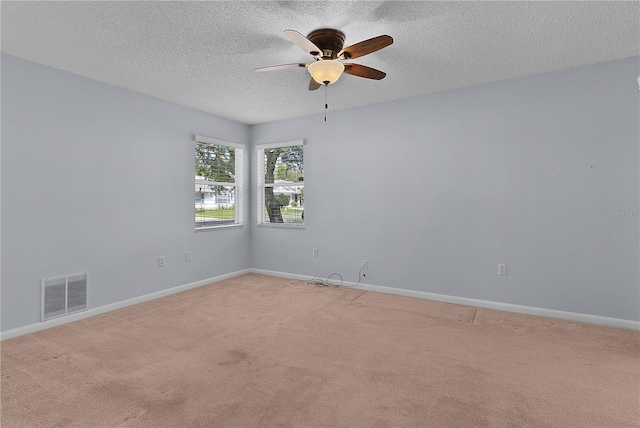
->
[[2, 54, 638, 332], [1, 54, 250, 331], [250, 57, 640, 322]]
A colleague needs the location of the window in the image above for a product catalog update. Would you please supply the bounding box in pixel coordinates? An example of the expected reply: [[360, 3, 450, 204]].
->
[[257, 140, 304, 227], [195, 135, 244, 230]]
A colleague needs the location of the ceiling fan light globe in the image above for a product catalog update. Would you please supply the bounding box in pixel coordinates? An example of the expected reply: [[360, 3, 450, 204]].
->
[[308, 60, 345, 85]]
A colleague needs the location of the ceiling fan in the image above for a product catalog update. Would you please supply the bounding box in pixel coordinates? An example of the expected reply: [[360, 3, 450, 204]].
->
[[255, 28, 393, 91]]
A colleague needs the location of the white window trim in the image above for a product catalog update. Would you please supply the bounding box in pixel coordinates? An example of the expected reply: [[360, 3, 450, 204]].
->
[[195, 135, 244, 150], [256, 139, 305, 228], [256, 140, 304, 150], [195, 135, 244, 231]]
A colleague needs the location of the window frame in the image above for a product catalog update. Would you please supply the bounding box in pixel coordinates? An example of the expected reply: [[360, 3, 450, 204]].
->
[[194, 135, 244, 231], [256, 140, 305, 229]]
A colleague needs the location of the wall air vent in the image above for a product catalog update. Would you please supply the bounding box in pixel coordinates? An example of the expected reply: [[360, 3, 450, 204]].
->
[[41, 272, 88, 321]]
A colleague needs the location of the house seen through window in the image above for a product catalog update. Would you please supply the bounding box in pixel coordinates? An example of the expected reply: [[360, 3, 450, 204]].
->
[[195, 136, 244, 230], [257, 141, 304, 227]]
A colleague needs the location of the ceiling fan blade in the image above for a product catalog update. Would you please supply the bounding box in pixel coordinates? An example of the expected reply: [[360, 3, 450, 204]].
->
[[339, 35, 393, 60], [284, 29, 322, 58], [309, 78, 322, 91], [254, 63, 307, 72], [343, 63, 387, 80]]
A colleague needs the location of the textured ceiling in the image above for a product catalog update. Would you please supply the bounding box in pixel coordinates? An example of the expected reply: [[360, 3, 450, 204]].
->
[[2, 1, 639, 125]]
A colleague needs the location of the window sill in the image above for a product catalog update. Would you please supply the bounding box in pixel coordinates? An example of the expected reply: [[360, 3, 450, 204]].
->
[[257, 224, 305, 230], [195, 224, 243, 232]]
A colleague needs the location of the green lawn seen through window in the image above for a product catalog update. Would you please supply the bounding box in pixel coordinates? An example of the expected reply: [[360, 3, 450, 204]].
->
[[262, 207, 303, 223], [195, 207, 304, 222], [195, 208, 235, 218]]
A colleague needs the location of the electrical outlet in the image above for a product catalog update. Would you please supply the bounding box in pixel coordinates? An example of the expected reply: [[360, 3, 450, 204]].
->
[[361, 260, 368, 270], [185, 252, 191, 262], [498, 264, 507, 276], [158, 256, 165, 268], [313, 247, 318, 257]]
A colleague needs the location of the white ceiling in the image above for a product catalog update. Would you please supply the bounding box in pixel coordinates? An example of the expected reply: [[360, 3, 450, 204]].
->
[[2, 1, 639, 125]]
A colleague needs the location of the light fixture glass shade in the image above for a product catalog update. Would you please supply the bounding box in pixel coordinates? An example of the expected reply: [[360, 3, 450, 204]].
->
[[308, 60, 345, 85]]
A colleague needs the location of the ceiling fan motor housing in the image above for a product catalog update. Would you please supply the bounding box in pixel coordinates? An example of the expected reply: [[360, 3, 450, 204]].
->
[[307, 29, 346, 59], [255, 28, 391, 90]]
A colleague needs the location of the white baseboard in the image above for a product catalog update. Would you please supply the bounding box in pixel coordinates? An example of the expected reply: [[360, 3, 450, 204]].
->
[[3, 267, 637, 340], [250, 268, 640, 331], [0, 269, 250, 341]]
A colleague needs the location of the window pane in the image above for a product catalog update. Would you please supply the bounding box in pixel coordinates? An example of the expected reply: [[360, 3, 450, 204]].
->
[[196, 143, 235, 183], [195, 137, 242, 230], [258, 143, 304, 226], [263, 146, 303, 183], [195, 184, 236, 227], [262, 184, 304, 224]]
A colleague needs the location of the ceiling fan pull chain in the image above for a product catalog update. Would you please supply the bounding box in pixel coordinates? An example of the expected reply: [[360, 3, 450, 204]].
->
[[324, 83, 328, 122]]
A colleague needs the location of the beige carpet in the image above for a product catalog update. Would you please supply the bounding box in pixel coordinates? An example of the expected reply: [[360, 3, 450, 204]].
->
[[1, 273, 638, 427]]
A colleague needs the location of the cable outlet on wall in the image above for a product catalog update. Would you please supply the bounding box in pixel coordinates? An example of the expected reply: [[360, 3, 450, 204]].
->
[[361, 260, 368, 270], [158, 256, 165, 268], [498, 264, 507, 276], [313, 247, 318, 257], [185, 252, 191, 262]]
